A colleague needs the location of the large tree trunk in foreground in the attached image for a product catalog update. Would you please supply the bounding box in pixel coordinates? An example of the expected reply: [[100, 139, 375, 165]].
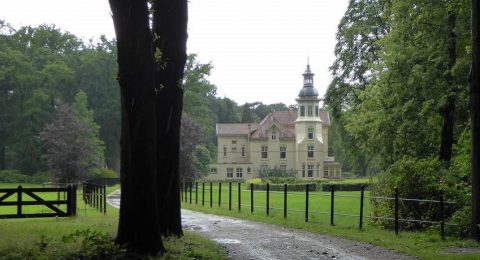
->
[[109, 0, 188, 255], [439, 11, 456, 163], [110, 0, 161, 254], [152, 0, 188, 236], [470, 0, 480, 240]]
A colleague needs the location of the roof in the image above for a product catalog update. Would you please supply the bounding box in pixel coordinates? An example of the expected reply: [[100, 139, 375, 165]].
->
[[216, 111, 330, 138], [216, 123, 258, 136]]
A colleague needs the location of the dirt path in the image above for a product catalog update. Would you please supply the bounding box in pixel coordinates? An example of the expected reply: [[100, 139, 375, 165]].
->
[[107, 190, 415, 260]]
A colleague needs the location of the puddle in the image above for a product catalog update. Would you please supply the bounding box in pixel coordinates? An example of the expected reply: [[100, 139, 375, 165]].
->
[[213, 238, 242, 244]]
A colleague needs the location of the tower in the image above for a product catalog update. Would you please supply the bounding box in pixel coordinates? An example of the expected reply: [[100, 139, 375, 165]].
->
[[295, 62, 324, 177]]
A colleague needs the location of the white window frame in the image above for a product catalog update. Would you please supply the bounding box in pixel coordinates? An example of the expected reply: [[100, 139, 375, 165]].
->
[[307, 145, 314, 158], [261, 146, 268, 159], [280, 146, 287, 159], [307, 164, 314, 177], [307, 127, 314, 139], [236, 168, 243, 178], [227, 168, 233, 178]]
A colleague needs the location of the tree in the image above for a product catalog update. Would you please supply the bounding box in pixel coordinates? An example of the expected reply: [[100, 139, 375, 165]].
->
[[470, 0, 480, 240], [109, 0, 188, 255], [39, 101, 102, 182], [180, 114, 210, 182]]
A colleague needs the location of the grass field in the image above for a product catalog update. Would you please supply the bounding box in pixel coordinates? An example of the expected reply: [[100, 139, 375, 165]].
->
[[0, 183, 226, 259], [184, 182, 372, 227], [182, 182, 480, 260]]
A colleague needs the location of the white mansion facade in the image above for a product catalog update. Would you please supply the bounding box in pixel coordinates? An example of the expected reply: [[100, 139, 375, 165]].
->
[[206, 64, 341, 181]]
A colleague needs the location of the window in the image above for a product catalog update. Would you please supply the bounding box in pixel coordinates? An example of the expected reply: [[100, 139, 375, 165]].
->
[[307, 106, 313, 116], [247, 167, 251, 174], [308, 145, 314, 158], [307, 164, 314, 177], [236, 168, 243, 178], [271, 130, 277, 140], [324, 167, 329, 177], [261, 146, 268, 159], [302, 165, 306, 177], [232, 140, 237, 144], [307, 127, 314, 139], [280, 146, 287, 159], [300, 106, 305, 116], [315, 106, 319, 116], [316, 164, 320, 177], [232, 147, 237, 151], [227, 168, 233, 178], [210, 168, 217, 174], [223, 147, 227, 157], [242, 147, 246, 157], [280, 165, 286, 173]]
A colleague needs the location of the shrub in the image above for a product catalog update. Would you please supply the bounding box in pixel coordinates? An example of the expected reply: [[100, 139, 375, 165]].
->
[[91, 168, 118, 179], [370, 157, 464, 231], [0, 169, 29, 183]]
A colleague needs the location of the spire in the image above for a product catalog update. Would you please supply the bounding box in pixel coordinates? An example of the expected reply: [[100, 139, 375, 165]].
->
[[298, 61, 319, 98], [302, 61, 314, 86]]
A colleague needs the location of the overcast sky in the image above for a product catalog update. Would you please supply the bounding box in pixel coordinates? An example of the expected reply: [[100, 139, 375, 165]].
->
[[1, 0, 349, 106]]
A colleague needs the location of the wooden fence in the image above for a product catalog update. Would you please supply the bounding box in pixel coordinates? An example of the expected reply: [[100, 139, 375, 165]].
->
[[0, 185, 77, 219], [182, 182, 454, 239], [82, 183, 107, 214]]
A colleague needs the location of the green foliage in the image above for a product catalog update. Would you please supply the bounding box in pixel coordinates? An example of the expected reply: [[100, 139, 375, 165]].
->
[[370, 157, 465, 231], [0, 169, 29, 183], [61, 229, 126, 259], [91, 168, 118, 179], [258, 166, 296, 178]]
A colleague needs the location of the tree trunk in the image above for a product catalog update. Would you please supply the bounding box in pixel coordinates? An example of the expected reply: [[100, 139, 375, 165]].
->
[[470, 0, 480, 240], [109, 0, 163, 254], [439, 11, 456, 163], [152, 0, 188, 237]]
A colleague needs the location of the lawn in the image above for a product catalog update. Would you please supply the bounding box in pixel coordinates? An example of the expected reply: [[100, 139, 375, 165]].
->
[[182, 182, 480, 260], [0, 183, 226, 259]]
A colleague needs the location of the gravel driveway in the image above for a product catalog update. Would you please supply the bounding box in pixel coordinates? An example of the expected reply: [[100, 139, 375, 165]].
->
[[107, 190, 415, 260]]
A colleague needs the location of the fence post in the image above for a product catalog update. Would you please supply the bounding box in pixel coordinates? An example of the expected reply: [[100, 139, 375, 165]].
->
[[74, 184, 79, 216], [218, 182, 222, 207], [251, 183, 254, 213], [99, 185, 103, 212], [395, 187, 399, 235], [195, 182, 198, 204], [284, 183, 287, 218], [202, 182, 205, 207], [17, 185, 22, 217], [66, 185, 71, 216], [229, 182, 232, 210], [103, 185, 106, 214], [93, 184, 99, 210], [359, 185, 365, 229], [238, 182, 241, 211], [331, 185, 335, 225], [266, 183, 270, 215], [210, 182, 213, 208], [305, 184, 309, 222], [440, 190, 445, 239]]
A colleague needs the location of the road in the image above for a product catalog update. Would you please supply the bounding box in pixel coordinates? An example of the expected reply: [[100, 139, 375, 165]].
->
[[107, 190, 414, 260]]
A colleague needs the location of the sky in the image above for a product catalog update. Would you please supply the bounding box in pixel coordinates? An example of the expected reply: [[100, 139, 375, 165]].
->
[[0, 0, 349, 106]]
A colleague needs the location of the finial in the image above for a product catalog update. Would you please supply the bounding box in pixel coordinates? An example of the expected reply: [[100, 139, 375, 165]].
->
[[307, 57, 310, 67]]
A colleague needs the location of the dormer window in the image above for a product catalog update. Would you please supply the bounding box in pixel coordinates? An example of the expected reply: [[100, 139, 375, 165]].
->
[[271, 130, 277, 140]]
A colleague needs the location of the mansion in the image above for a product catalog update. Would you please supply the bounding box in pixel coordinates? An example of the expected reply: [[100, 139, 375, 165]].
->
[[206, 64, 341, 181]]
